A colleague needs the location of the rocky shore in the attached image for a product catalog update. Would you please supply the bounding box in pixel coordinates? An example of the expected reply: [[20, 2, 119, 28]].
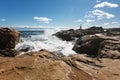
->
[[0, 27, 120, 80], [53, 27, 104, 41]]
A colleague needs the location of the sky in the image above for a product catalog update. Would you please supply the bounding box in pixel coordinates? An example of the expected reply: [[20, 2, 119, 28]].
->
[[0, 0, 120, 28]]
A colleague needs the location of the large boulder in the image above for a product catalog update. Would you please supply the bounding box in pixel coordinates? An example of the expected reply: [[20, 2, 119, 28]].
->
[[0, 28, 20, 49], [53, 29, 75, 41], [73, 35, 120, 59], [0, 28, 20, 57]]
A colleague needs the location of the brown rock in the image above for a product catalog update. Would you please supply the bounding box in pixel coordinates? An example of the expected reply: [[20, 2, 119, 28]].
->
[[98, 39, 120, 58], [54, 27, 104, 41], [0, 28, 20, 49], [73, 35, 120, 59], [0, 48, 18, 57], [0, 28, 20, 57], [68, 54, 120, 80], [87, 26, 104, 32], [0, 50, 92, 80]]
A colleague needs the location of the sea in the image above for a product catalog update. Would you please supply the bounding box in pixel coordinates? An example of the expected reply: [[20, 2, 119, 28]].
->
[[15, 28, 76, 56]]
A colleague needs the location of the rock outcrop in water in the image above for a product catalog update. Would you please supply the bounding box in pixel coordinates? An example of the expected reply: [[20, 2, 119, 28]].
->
[[54, 26, 104, 41], [73, 35, 120, 59], [0, 28, 20, 57]]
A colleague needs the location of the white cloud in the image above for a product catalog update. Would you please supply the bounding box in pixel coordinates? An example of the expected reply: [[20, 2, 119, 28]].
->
[[75, 19, 83, 22], [94, 1, 119, 8], [96, 0, 101, 3], [86, 9, 115, 20], [85, 19, 94, 23], [104, 22, 119, 25], [75, 19, 94, 23], [1, 19, 6, 21], [33, 16, 52, 23], [103, 22, 120, 28], [92, 9, 115, 19], [112, 21, 118, 24], [104, 22, 110, 25], [84, 11, 95, 18], [75, 19, 95, 24]]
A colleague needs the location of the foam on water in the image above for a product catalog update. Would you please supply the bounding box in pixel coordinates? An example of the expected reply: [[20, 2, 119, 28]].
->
[[15, 28, 76, 56]]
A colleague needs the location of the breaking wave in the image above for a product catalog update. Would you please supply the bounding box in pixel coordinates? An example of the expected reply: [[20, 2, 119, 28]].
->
[[15, 28, 76, 56]]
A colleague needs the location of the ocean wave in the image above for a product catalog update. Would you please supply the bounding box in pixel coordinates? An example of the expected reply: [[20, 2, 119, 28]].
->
[[15, 28, 76, 56]]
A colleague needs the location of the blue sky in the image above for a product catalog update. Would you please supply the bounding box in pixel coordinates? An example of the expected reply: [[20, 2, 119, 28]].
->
[[0, 0, 120, 28]]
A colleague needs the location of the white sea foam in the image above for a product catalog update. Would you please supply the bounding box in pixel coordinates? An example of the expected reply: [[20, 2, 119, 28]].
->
[[15, 28, 76, 56]]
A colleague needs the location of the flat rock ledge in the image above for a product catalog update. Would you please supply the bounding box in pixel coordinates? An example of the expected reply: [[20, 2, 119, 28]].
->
[[0, 49, 120, 80], [0, 49, 92, 80]]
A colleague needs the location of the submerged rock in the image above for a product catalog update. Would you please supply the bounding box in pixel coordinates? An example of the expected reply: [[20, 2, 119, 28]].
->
[[16, 44, 35, 52], [73, 35, 120, 59]]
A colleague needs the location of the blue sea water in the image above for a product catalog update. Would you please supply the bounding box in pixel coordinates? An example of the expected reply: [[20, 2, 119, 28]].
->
[[16, 28, 45, 37], [20, 30, 44, 37], [15, 28, 76, 56]]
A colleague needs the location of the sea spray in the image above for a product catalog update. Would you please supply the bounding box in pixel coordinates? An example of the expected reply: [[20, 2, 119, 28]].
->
[[15, 28, 76, 56]]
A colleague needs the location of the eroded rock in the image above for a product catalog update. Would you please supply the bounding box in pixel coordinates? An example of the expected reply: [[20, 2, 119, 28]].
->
[[0, 50, 92, 80], [73, 35, 120, 59]]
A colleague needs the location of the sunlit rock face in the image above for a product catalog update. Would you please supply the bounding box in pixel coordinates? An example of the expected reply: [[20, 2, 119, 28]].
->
[[0, 49, 92, 80]]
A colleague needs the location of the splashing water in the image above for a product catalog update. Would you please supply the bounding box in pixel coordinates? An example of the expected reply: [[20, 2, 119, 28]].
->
[[15, 28, 76, 56]]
